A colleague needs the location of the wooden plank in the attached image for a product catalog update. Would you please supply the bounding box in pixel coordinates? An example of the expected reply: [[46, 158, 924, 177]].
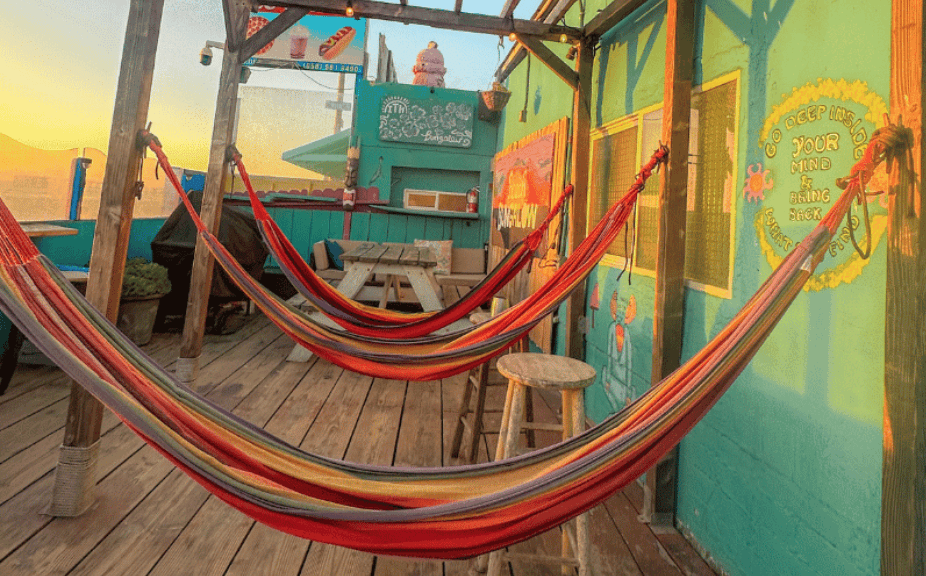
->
[[622, 481, 714, 576], [500, 0, 522, 18], [189, 322, 287, 396], [18, 223, 79, 238], [0, 409, 121, 506], [373, 379, 442, 576], [0, 398, 70, 462], [883, 1, 926, 574], [644, 0, 695, 527], [36, 332, 297, 576], [276, 0, 580, 42], [76, 344, 315, 576], [0, 370, 71, 429], [0, 423, 145, 560], [299, 369, 376, 575], [0, 364, 59, 405], [319, 378, 406, 576], [179, 0, 249, 375], [565, 40, 592, 360], [495, 0, 578, 83], [385, 214, 409, 244], [380, 244, 404, 264], [222, 0, 245, 50], [225, 360, 353, 575], [585, 503, 644, 576], [602, 493, 683, 576], [56, 0, 165, 512], [516, 35, 578, 90], [405, 214, 427, 244], [584, 0, 650, 38], [226, 523, 308, 576], [0, 442, 179, 574]]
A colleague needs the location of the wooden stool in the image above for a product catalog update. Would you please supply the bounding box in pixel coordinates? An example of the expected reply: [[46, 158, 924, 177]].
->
[[482, 353, 596, 576], [449, 313, 534, 464]]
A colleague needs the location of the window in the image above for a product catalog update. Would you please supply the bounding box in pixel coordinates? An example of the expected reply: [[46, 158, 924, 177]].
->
[[404, 189, 469, 213], [590, 121, 638, 259], [588, 73, 739, 296]]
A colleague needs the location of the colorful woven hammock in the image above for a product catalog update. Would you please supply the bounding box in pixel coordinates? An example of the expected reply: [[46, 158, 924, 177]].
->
[[0, 129, 894, 559], [231, 148, 574, 339], [145, 138, 666, 380]]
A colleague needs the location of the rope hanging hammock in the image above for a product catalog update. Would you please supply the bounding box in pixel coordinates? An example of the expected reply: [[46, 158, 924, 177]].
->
[[0, 125, 904, 559], [231, 147, 575, 339], [145, 137, 666, 380]]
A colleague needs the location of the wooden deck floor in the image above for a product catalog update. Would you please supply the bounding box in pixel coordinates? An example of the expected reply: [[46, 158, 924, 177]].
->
[[0, 313, 717, 576]]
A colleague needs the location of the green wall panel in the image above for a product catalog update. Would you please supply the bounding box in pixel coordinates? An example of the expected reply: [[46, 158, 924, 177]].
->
[[497, 0, 893, 574]]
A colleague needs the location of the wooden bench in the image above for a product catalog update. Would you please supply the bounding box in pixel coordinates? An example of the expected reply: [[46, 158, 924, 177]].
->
[[312, 239, 487, 305]]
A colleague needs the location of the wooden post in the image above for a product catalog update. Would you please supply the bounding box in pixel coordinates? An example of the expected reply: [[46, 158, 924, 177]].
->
[[883, 1, 926, 573], [643, 0, 694, 527], [50, 0, 165, 516], [565, 40, 592, 360], [177, 0, 249, 381]]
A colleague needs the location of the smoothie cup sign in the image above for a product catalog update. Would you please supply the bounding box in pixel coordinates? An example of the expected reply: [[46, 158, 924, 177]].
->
[[289, 24, 309, 59]]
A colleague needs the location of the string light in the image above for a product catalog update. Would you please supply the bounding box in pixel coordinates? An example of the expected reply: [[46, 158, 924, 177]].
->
[[346, 1, 354, 17], [508, 32, 517, 42], [560, 33, 568, 43]]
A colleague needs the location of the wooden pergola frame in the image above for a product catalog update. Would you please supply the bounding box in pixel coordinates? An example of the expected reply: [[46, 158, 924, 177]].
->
[[53, 1, 924, 573]]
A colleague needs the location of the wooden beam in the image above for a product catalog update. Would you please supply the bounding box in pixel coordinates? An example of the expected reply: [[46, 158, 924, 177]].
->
[[643, 0, 695, 527], [516, 35, 578, 90], [241, 8, 309, 62], [223, 0, 246, 51], [455, 0, 463, 14], [565, 41, 592, 360], [496, 0, 578, 82], [267, 0, 581, 42], [53, 0, 165, 516], [177, 0, 249, 381], [584, 0, 650, 38], [500, 0, 522, 18], [883, 1, 926, 574]]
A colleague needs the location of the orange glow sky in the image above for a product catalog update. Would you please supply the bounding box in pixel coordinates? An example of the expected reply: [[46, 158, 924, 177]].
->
[[0, 1, 528, 176]]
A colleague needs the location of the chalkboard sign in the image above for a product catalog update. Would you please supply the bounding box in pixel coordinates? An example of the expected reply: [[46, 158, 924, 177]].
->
[[379, 96, 473, 148]]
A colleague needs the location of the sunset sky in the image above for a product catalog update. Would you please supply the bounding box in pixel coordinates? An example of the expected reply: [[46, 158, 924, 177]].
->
[[0, 1, 531, 176]]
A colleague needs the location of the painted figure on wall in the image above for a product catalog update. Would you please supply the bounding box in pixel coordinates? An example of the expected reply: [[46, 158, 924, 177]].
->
[[602, 291, 638, 411]]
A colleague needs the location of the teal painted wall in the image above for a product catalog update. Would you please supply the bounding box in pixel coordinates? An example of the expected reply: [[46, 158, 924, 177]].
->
[[32, 218, 166, 266], [352, 80, 498, 249], [499, 0, 890, 574], [0, 218, 168, 350]]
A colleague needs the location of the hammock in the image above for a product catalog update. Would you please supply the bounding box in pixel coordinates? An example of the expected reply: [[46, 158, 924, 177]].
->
[[145, 137, 666, 381], [232, 149, 574, 339], [0, 128, 896, 559]]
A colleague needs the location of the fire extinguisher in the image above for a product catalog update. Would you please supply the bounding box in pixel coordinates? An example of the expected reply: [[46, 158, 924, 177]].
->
[[466, 186, 479, 213]]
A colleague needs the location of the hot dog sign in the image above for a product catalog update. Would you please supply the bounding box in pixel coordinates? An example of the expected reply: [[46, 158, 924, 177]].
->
[[244, 8, 366, 74]]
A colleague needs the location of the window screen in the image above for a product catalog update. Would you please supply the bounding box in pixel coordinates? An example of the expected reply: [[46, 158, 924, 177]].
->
[[590, 124, 638, 258], [588, 75, 738, 294], [685, 80, 736, 290]]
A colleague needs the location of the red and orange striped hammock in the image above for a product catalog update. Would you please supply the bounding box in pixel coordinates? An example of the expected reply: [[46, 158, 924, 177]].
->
[[231, 147, 574, 339], [146, 139, 666, 380], [0, 129, 896, 558]]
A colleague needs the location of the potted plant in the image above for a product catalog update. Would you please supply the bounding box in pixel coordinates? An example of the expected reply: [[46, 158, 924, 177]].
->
[[117, 258, 171, 346]]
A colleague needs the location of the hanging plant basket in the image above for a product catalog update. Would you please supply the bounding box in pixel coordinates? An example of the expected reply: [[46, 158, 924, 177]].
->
[[481, 83, 511, 112]]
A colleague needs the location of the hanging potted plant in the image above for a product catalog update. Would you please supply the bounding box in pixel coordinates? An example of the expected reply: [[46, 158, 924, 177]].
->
[[118, 258, 171, 346], [481, 82, 512, 112]]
